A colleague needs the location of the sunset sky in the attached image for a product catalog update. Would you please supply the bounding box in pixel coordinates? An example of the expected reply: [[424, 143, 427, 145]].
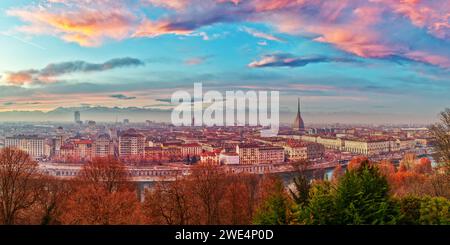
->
[[0, 0, 449, 124]]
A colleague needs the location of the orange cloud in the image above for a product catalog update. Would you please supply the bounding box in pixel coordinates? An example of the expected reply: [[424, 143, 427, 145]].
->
[[3, 72, 34, 86], [5, 0, 450, 68], [145, 0, 190, 10], [7, 3, 136, 47], [252, 0, 300, 12], [133, 19, 193, 38]]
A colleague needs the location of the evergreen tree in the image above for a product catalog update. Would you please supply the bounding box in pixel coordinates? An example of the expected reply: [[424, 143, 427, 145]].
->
[[334, 160, 399, 224], [299, 181, 337, 225], [397, 196, 422, 225], [253, 180, 289, 225], [419, 197, 450, 225], [289, 174, 311, 206]]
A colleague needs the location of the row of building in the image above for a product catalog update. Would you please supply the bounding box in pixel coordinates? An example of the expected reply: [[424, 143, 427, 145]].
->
[[4, 130, 325, 166], [198, 140, 325, 165], [294, 135, 417, 156], [3, 129, 205, 163]]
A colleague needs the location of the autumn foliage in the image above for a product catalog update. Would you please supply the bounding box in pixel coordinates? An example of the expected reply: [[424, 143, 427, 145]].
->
[[347, 156, 370, 171], [142, 165, 279, 225], [0, 148, 42, 224], [0, 147, 449, 225], [59, 157, 142, 224]]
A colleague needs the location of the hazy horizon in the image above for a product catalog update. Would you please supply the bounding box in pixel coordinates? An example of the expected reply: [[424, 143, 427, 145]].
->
[[0, 105, 441, 125]]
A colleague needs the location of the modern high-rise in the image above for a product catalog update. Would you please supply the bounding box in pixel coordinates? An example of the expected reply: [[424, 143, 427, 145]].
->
[[74, 111, 81, 124], [292, 98, 305, 133]]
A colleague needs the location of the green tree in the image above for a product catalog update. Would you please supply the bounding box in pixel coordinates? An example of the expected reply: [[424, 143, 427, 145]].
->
[[299, 181, 337, 225], [334, 160, 399, 224], [397, 196, 422, 225], [253, 180, 289, 225], [289, 174, 310, 207], [419, 196, 450, 225], [289, 160, 311, 206]]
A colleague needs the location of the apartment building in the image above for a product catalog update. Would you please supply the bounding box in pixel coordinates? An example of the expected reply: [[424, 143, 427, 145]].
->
[[236, 144, 284, 164], [93, 134, 115, 158], [119, 130, 146, 159], [5, 135, 47, 160]]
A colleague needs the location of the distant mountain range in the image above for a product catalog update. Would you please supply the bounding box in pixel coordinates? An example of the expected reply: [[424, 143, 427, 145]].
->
[[0, 106, 435, 125], [0, 106, 172, 122]]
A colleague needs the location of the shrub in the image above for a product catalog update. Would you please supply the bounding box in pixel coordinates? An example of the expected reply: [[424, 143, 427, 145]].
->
[[419, 197, 450, 225]]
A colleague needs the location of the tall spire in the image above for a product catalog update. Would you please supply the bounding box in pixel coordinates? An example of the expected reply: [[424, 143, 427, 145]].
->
[[293, 97, 305, 132]]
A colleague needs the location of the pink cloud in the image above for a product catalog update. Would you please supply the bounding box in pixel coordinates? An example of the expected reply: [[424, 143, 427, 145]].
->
[[374, 0, 450, 39], [133, 19, 193, 38], [185, 57, 208, 65], [252, 0, 300, 12], [7, 1, 136, 47], [6, 0, 450, 68], [144, 0, 190, 10], [242, 26, 284, 42], [256, 1, 449, 67], [405, 51, 450, 68]]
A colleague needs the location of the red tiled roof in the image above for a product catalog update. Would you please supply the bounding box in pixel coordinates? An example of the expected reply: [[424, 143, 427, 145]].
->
[[74, 140, 92, 145], [238, 143, 260, 148]]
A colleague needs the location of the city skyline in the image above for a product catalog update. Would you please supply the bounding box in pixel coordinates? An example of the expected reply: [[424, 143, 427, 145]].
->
[[0, 0, 449, 124]]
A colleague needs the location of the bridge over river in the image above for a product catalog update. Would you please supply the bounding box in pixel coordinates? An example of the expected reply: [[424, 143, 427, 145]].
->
[[39, 161, 340, 182], [38, 161, 341, 200]]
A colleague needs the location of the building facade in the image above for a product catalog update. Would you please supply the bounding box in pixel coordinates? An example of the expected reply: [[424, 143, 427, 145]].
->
[[93, 134, 115, 158], [5, 135, 47, 160], [119, 131, 146, 159], [283, 141, 324, 161], [180, 143, 202, 158], [236, 144, 284, 164], [219, 152, 240, 165]]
